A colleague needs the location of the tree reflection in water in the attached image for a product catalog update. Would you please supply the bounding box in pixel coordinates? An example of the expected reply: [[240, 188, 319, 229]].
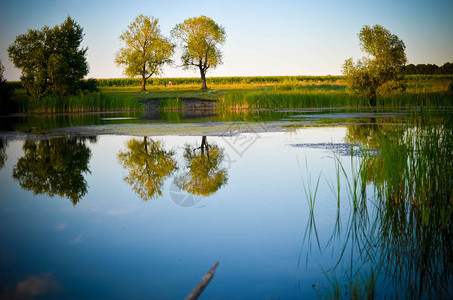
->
[[118, 137, 177, 200], [12, 137, 93, 206], [0, 138, 7, 170], [175, 136, 228, 197]]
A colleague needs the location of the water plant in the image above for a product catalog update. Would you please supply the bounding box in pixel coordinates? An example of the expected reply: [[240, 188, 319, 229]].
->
[[315, 108, 453, 298]]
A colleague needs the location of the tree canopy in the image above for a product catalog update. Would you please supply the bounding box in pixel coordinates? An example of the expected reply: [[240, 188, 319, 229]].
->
[[342, 25, 407, 105], [118, 137, 177, 200], [8, 16, 88, 98], [171, 16, 226, 89], [401, 62, 453, 75], [115, 15, 174, 91]]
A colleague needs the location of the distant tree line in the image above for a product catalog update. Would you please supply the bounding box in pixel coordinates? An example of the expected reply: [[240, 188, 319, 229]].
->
[[401, 62, 453, 75]]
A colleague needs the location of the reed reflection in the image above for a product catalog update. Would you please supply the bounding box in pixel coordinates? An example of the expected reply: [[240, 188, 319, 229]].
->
[[305, 111, 453, 298]]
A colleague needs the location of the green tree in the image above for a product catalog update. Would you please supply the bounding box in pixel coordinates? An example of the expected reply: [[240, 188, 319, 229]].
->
[[115, 15, 174, 91], [8, 16, 88, 98], [12, 137, 92, 205], [0, 60, 15, 114], [436, 62, 453, 74], [175, 136, 228, 196], [342, 25, 407, 105], [171, 16, 226, 89], [118, 137, 177, 200]]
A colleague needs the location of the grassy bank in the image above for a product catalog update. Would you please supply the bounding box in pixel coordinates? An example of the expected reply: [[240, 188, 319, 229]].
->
[[6, 74, 453, 113]]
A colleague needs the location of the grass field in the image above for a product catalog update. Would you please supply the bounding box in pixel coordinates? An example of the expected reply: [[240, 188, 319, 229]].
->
[[7, 75, 453, 113]]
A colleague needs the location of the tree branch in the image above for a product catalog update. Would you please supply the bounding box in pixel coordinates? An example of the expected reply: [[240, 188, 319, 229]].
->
[[185, 262, 219, 300]]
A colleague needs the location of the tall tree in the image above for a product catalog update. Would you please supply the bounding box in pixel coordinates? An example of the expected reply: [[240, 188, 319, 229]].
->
[[8, 16, 88, 98], [171, 16, 226, 89], [342, 25, 407, 105], [115, 15, 174, 91], [118, 137, 177, 200]]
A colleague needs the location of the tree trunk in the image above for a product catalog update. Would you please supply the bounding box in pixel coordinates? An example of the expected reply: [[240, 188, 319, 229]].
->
[[23, 83, 31, 96], [201, 136, 207, 155], [200, 68, 207, 89], [141, 76, 146, 91]]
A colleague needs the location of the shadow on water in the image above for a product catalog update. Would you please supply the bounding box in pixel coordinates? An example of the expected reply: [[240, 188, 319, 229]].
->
[[12, 137, 95, 206], [301, 109, 453, 299]]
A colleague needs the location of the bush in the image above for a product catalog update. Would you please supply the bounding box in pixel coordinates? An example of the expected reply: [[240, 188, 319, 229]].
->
[[79, 78, 99, 92]]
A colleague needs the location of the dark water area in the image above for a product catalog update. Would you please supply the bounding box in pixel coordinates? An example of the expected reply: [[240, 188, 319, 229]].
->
[[0, 108, 452, 299]]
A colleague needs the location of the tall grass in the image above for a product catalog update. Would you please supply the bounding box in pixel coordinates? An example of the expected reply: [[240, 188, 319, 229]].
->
[[221, 89, 363, 109], [317, 109, 453, 298], [25, 92, 143, 113], [365, 109, 453, 297], [159, 98, 182, 111], [220, 89, 453, 109]]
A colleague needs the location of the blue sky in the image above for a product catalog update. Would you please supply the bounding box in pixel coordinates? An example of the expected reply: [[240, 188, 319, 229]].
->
[[0, 0, 452, 80]]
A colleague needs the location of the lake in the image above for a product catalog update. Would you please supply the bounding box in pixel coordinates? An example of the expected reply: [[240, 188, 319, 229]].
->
[[0, 108, 452, 299]]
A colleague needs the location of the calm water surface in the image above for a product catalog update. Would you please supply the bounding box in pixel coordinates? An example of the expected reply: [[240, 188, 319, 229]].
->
[[0, 109, 451, 299]]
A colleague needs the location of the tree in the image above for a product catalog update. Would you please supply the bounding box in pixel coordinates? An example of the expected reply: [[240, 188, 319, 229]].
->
[[0, 60, 15, 114], [171, 16, 226, 89], [436, 62, 453, 75], [8, 16, 88, 98], [115, 15, 174, 91], [342, 25, 407, 105], [118, 137, 177, 200], [12, 138, 92, 205], [174, 136, 228, 196]]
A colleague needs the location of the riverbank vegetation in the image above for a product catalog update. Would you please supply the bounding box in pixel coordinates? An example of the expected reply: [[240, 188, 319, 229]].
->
[[5, 74, 453, 113]]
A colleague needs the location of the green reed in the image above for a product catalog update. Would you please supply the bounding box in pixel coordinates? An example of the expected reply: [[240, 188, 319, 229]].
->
[[221, 89, 453, 109], [367, 109, 453, 297], [158, 98, 182, 111], [25, 92, 143, 113], [221, 90, 363, 109], [323, 108, 453, 298]]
